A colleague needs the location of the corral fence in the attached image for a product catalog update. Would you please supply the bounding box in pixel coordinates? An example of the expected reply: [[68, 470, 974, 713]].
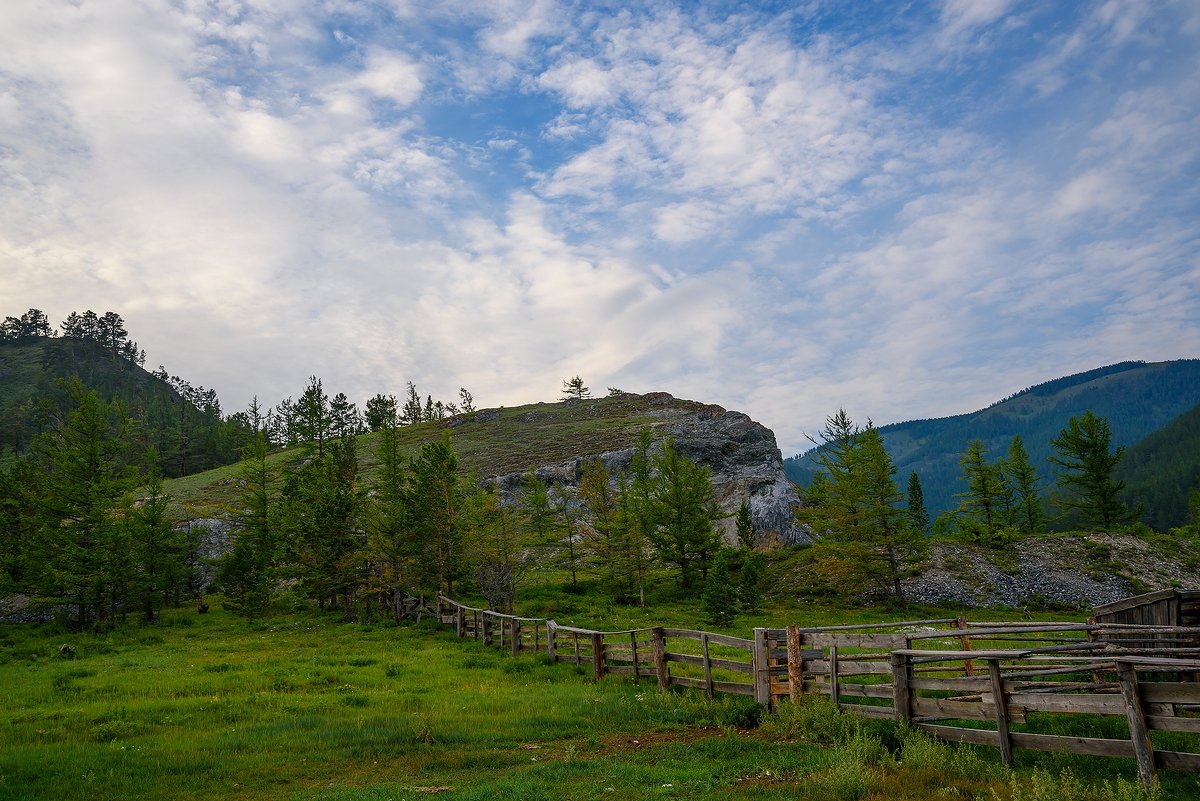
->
[[437, 596, 1200, 788]]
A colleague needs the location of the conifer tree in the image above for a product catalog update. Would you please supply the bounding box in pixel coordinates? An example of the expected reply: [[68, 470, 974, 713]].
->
[[1004, 435, 1043, 534], [906, 471, 930, 535], [735, 500, 755, 550], [646, 438, 722, 592], [1049, 411, 1128, 529], [701, 549, 737, 626], [561, 376, 590, 400], [365, 393, 398, 432]]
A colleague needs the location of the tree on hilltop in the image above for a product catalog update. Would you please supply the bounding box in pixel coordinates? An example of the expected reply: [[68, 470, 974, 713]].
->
[[561, 376, 590, 400], [1049, 411, 1128, 529]]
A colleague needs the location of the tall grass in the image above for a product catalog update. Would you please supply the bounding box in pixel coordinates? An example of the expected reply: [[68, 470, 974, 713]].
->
[[3, 610, 1199, 801]]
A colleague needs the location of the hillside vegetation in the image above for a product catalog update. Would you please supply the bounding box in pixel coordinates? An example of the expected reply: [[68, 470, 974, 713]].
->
[[785, 360, 1200, 525]]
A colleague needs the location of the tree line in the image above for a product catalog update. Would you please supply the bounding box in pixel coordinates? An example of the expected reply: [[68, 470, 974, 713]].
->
[[0, 369, 765, 629], [797, 407, 1144, 604]]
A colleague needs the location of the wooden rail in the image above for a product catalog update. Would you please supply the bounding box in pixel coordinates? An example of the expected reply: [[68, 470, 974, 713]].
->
[[436, 597, 1200, 788]]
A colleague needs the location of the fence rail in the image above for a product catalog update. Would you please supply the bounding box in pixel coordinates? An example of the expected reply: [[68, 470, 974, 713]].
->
[[436, 596, 1200, 788]]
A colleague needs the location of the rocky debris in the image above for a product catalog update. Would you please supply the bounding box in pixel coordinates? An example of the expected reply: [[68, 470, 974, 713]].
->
[[903, 533, 1198, 609], [178, 518, 235, 588], [486, 392, 806, 546]]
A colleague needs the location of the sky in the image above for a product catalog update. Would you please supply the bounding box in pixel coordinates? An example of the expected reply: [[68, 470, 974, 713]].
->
[[2, 1, 1199, 457]]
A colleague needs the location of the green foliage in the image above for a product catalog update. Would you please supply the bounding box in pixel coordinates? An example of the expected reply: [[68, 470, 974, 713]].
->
[[646, 437, 724, 592], [905, 471, 929, 535], [738, 550, 766, 613], [1050, 411, 1130, 529], [797, 412, 927, 602], [1118, 401, 1200, 530], [561, 375, 590, 400], [701, 549, 737, 626], [735, 499, 755, 549], [786, 360, 1200, 523]]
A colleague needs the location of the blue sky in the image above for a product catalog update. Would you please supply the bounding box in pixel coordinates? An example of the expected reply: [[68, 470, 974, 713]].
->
[[2, 1, 1198, 456]]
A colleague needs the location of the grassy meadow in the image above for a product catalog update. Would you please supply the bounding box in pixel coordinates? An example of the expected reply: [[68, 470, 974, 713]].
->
[[3, 597, 1200, 801]]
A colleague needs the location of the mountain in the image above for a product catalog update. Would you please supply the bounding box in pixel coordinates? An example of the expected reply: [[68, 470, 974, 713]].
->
[[1116, 401, 1200, 530], [784, 360, 1200, 522], [0, 336, 246, 475], [165, 391, 805, 545]]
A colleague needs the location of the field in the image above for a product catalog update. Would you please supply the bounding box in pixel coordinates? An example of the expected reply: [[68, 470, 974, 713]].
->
[[3, 598, 1199, 801]]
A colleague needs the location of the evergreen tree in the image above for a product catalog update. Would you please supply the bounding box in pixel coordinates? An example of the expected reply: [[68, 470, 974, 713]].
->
[[1049, 411, 1129, 529], [363, 417, 412, 621], [578, 458, 632, 601], [735, 500, 755, 550], [406, 432, 462, 595], [646, 437, 723, 592], [217, 432, 276, 615], [25, 382, 138, 629], [797, 412, 925, 603], [459, 387, 475, 413], [276, 437, 364, 619], [402, 382, 423, 425], [1004, 435, 1043, 534], [125, 458, 183, 621], [738, 550, 766, 613], [701, 549, 737, 627], [956, 439, 1002, 537], [551, 481, 581, 591], [364, 394, 398, 431], [329, 392, 360, 439], [906, 471, 930, 535], [561, 376, 590, 400], [295, 376, 332, 457]]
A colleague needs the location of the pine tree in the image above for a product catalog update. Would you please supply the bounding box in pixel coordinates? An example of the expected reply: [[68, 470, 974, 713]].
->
[[906, 472, 930, 535], [561, 376, 590, 400], [295, 377, 332, 457], [797, 412, 925, 603], [701, 549, 737, 626], [458, 387, 476, 413], [402, 382, 423, 425], [1049, 411, 1129, 529], [646, 438, 723, 592], [26, 382, 139, 629], [735, 500, 755, 550], [126, 458, 184, 621], [217, 432, 276, 615], [406, 432, 462, 596], [365, 394, 398, 432], [1004, 435, 1043, 534]]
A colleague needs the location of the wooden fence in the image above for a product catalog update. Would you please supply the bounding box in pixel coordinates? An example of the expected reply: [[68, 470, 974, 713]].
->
[[437, 597, 1200, 788]]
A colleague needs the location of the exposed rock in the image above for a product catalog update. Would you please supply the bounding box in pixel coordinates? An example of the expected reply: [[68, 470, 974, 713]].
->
[[903, 533, 1199, 609], [486, 393, 806, 546]]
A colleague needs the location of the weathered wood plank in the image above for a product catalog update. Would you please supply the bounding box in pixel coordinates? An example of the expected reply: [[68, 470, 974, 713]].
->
[[787, 625, 805, 703], [804, 633, 910, 649], [1007, 692, 1125, 716], [1147, 716, 1200, 733], [989, 660, 1013, 767]]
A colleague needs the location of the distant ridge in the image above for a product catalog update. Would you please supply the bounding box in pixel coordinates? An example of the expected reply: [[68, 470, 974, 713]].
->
[[784, 359, 1200, 524]]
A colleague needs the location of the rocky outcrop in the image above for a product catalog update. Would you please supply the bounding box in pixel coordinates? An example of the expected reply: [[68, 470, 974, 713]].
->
[[486, 392, 806, 546]]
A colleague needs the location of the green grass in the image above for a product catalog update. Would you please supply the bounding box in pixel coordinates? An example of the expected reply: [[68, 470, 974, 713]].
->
[[163, 393, 683, 517], [4, 607, 1200, 801]]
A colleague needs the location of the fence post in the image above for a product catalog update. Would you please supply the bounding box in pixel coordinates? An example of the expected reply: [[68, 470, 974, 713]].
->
[[890, 652, 912, 724], [829, 645, 841, 711], [511, 617, 521, 657], [1118, 660, 1158, 791], [987, 659, 1013, 766], [701, 634, 714, 700], [651, 627, 670, 692], [482, 612, 493, 647], [630, 632, 640, 682], [752, 628, 771, 706], [455, 606, 464, 638], [591, 632, 606, 681], [547, 621, 557, 661], [786, 625, 805, 703], [957, 616, 975, 677], [473, 610, 480, 640]]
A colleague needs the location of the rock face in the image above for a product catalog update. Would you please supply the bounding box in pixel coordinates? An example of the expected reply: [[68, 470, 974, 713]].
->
[[487, 392, 807, 546]]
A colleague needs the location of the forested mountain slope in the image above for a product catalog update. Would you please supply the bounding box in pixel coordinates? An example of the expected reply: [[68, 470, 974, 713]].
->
[[0, 337, 246, 475], [1116, 401, 1200, 530], [784, 360, 1200, 522]]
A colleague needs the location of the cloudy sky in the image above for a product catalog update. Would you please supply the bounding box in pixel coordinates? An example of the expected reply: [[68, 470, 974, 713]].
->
[[2, 1, 1198, 456]]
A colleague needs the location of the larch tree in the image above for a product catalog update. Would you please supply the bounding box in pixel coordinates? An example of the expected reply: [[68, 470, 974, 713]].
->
[[1049, 411, 1129, 529]]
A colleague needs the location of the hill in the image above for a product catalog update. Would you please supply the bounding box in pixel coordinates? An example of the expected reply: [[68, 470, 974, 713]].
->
[[1116, 401, 1200, 530], [0, 336, 246, 475], [784, 360, 1200, 522], [165, 391, 804, 544]]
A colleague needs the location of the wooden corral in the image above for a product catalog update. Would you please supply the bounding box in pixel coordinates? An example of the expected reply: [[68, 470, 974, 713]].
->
[[1093, 589, 1200, 653], [438, 595, 1200, 789]]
